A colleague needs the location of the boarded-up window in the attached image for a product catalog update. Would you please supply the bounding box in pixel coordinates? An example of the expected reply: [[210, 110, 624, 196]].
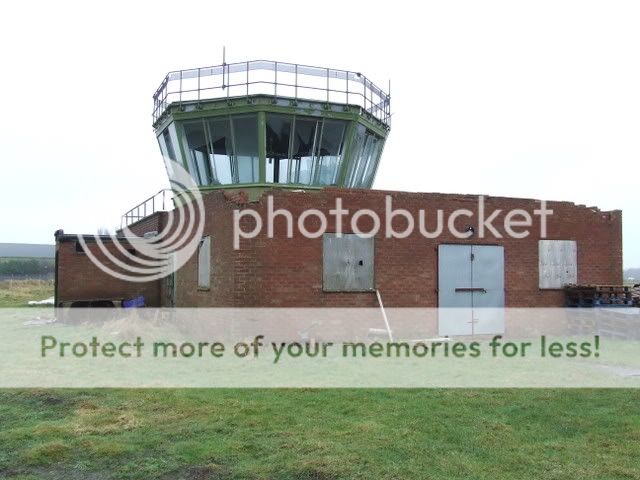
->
[[323, 234, 374, 292], [197, 236, 211, 289], [539, 240, 577, 289]]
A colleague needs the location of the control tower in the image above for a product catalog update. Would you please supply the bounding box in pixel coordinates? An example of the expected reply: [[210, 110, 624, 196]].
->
[[152, 60, 390, 190], [53, 58, 623, 314]]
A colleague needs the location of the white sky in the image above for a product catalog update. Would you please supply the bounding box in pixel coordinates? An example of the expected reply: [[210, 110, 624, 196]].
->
[[0, 0, 637, 267]]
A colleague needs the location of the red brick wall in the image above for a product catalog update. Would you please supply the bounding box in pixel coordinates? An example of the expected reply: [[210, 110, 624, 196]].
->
[[123, 211, 167, 237], [55, 188, 623, 309], [55, 238, 161, 306], [173, 188, 622, 308], [171, 191, 238, 308]]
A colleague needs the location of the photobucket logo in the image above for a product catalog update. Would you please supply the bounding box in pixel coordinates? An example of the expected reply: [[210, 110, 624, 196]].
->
[[78, 159, 205, 282], [233, 195, 553, 249]]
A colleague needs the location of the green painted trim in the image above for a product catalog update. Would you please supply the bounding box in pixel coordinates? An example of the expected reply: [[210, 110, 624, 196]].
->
[[337, 120, 358, 186], [366, 140, 387, 188], [153, 95, 389, 132], [169, 105, 361, 124], [197, 183, 324, 192], [158, 105, 389, 139], [154, 115, 173, 134], [172, 121, 191, 173], [257, 111, 266, 183], [356, 116, 388, 138]]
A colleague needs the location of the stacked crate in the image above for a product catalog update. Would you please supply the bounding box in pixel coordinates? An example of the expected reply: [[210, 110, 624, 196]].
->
[[565, 285, 634, 307]]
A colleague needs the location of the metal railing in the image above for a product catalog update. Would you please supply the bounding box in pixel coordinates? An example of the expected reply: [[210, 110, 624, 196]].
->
[[121, 189, 173, 228], [153, 60, 391, 127]]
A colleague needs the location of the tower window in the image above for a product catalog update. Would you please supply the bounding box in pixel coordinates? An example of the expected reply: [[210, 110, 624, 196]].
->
[[266, 114, 347, 185]]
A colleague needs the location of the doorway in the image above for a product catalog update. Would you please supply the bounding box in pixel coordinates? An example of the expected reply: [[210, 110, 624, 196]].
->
[[438, 244, 505, 336]]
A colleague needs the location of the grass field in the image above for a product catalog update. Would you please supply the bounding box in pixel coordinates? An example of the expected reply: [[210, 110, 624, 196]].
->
[[0, 280, 54, 308], [2, 283, 640, 478], [1, 389, 639, 479]]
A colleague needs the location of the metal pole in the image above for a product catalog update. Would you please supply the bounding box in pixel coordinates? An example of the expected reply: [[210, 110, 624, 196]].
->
[[365, 79, 368, 112], [387, 80, 391, 123], [346, 71, 349, 105], [376, 289, 393, 342], [326, 68, 329, 103]]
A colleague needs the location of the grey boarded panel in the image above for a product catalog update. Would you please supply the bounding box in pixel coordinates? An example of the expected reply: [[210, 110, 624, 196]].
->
[[197, 236, 211, 289], [471, 245, 505, 335], [323, 234, 374, 292], [539, 240, 577, 289], [438, 245, 473, 336]]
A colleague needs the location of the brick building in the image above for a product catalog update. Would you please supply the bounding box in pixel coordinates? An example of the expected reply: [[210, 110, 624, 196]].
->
[[55, 60, 623, 320], [56, 187, 622, 308]]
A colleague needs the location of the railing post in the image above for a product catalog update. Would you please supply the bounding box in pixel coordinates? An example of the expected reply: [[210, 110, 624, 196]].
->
[[179, 71, 183, 108], [346, 71, 349, 105], [197, 68, 201, 104], [364, 79, 368, 112], [246, 61, 250, 98], [326, 68, 329, 103], [274, 61, 278, 97], [295, 64, 298, 101]]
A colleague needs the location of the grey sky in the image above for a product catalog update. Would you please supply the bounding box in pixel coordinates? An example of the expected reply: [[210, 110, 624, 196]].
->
[[0, 1, 637, 267]]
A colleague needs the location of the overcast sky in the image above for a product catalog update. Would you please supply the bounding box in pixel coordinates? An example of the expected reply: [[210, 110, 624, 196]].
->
[[1, 1, 638, 267]]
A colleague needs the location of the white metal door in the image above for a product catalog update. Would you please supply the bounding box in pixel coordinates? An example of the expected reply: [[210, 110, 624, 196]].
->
[[438, 245, 505, 336]]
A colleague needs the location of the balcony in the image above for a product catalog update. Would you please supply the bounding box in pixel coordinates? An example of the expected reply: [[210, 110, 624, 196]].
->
[[153, 60, 391, 127]]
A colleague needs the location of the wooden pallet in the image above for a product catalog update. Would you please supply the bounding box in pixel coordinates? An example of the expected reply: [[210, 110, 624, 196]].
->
[[565, 284, 633, 308]]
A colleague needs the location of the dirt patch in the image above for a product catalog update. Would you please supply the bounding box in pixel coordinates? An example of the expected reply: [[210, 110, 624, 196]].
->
[[292, 470, 339, 480], [22, 442, 71, 465], [73, 407, 141, 435], [10, 389, 73, 407], [160, 464, 232, 480], [30, 466, 114, 480]]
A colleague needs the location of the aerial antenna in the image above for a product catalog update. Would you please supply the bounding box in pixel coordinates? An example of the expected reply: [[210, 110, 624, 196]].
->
[[222, 46, 227, 90]]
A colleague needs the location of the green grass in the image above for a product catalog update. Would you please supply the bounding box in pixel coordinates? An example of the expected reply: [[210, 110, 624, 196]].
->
[[0, 280, 54, 308], [1, 285, 639, 477], [1, 389, 639, 479]]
